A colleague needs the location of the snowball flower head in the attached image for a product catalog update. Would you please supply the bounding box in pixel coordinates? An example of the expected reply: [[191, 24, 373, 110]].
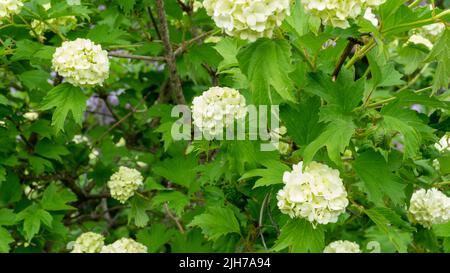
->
[[101, 238, 147, 253], [277, 161, 349, 225], [409, 188, 450, 228], [421, 23, 445, 38], [71, 232, 105, 253], [302, 0, 385, 29], [435, 134, 450, 152], [52, 38, 110, 87], [0, 0, 23, 19], [107, 166, 143, 203], [203, 0, 292, 41], [324, 240, 361, 253], [192, 87, 246, 137]]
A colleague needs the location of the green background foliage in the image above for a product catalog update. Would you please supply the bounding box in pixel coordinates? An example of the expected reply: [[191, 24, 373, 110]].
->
[[0, 0, 449, 253]]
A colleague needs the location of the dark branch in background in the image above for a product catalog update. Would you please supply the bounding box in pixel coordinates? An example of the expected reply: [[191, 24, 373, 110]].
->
[[331, 37, 362, 81], [147, 7, 162, 40], [176, 0, 192, 14], [108, 51, 165, 62], [155, 0, 186, 105]]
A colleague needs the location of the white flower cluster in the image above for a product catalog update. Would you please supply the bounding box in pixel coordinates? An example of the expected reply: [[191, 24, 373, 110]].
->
[[409, 188, 450, 228], [71, 232, 105, 253], [192, 87, 247, 136], [30, 3, 77, 39], [52, 38, 110, 87], [302, 0, 385, 29], [0, 0, 23, 19], [323, 240, 362, 253], [435, 134, 450, 152], [203, 0, 292, 41], [107, 166, 143, 203], [101, 238, 147, 253], [407, 34, 433, 50], [277, 161, 349, 225]]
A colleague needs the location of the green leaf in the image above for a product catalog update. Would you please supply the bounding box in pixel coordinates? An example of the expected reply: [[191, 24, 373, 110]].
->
[[0, 209, 16, 226], [40, 184, 77, 211], [395, 90, 450, 110], [0, 173, 22, 205], [381, 102, 434, 159], [129, 195, 151, 228], [365, 207, 412, 253], [238, 38, 295, 104], [240, 160, 290, 188], [425, 28, 450, 94], [272, 219, 324, 253], [433, 222, 450, 237], [35, 139, 70, 162], [304, 70, 364, 116], [151, 191, 189, 217], [0, 227, 14, 253], [189, 206, 241, 241], [137, 224, 176, 253], [116, 0, 136, 14], [18, 70, 52, 91], [39, 83, 87, 132], [303, 116, 355, 166], [153, 155, 199, 190], [280, 97, 326, 147], [17, 205, 53, 242], [354, 150, 405, 206]]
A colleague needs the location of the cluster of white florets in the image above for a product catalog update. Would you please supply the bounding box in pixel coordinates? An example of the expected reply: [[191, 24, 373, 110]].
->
[[277, 161, 349, 225], [0, 0, 23, 20], [52, 38, 110, 87], [71, 232, 105, 253], [100, 238, 147, 253], [192, 87, 247, 137], [435, 134, 450, 152], [323, 240, 361, 253], [107, 166, 143, 203], [302, 0, 385, 29], [203, 0, 292, 41], [409, 188, 450, 228], [30, 3, 77, 39]]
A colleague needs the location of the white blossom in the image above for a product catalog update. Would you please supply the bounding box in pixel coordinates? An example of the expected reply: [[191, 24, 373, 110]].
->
[[52, 38, 110, 87], [435, 134, 450, 152], [100, 238, 147, 253], [107, 166, 143, 203], [277, 161, 349, 225], [409, 188, 450, 228], [302, 0, 385, 29], [0, 0, 23, 19], [407, 34, 433, 50], [71, 232, 105, 253], [203, 0, 292, 41], [324, 240, 361, 253], [192, 87, 247, 137], [23, 112, 39, 121]]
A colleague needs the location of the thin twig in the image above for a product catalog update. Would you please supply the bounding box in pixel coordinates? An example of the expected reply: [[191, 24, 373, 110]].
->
[[108, 51, 165, 62], [155, 0, 186, 105], [332, 38, 360, 81], [258, 193, 270, 251], [164, 203, 185, 233]]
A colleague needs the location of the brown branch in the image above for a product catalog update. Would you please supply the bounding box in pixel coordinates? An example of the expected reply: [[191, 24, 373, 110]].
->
[[108, 51, 165, 62], [331, 37, 361, 81], [174, 29, 218, 56], [155, 0, 186, 105], [164, 203, 185, 233]]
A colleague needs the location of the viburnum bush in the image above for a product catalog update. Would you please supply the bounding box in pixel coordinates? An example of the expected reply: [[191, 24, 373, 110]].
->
[[0, 0, 449, 254]]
